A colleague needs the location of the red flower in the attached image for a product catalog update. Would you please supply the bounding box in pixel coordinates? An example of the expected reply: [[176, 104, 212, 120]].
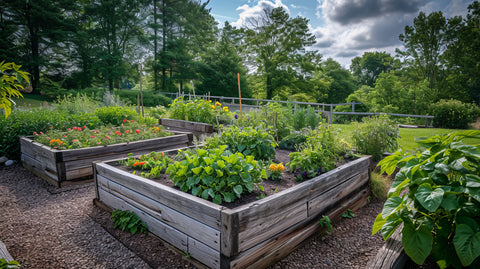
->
[[135, 129, 140, 134], [33, 132, 38, 136], [123, 119, 128, 123], [131, 120, 134, 123], [105, 136, 111, 140], [83, 126, 87, 129], [68, 128, 72, 131], [50, 126, 53, 129], [40, 132, 44, 134], [63, 135, 66, 138], [90, 136, 95, 138], [125, 130, 130, 134]]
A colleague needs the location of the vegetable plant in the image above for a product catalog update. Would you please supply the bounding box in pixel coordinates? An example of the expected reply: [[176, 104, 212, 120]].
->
[[120, 151, 173, 179], [206, 125, 277, 161], [111, 209, 148, 235], [168, 97, 230, 126], [166, 146, 267, 204], [373, 130, 480, 268]]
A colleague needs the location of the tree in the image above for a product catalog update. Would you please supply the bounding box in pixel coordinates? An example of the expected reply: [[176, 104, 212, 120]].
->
[[322, 58, 357, 104], [396, 11, 448, 101], [244, 7, 316, 99], [1, 61, 29, 118], [350, 51, 395, 87]]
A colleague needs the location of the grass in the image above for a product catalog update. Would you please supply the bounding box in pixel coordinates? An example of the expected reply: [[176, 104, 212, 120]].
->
[[12, 94, 51, 108], [333, 123, 480, 152]]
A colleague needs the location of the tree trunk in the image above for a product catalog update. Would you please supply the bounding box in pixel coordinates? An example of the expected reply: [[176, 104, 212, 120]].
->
[[154, 0, 158, 92]]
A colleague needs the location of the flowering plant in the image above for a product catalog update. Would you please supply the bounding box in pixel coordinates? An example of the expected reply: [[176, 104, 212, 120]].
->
[[119, 151, 174, 178], [168, 97, 231, 127], [33, 119, 172, 149], [267, 162, 284, 180]]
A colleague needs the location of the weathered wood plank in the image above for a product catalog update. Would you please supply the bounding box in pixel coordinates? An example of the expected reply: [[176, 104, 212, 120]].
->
[[367, 225, 407, 269], [97, 188, 188, 252], [308, 169, 370, 217], [95, 163, 222, 229], [187, 237, 220, 269], [98, 175, 220, 251], [229, 187, 370, 269], [21, 154, 60, 186], [0, 239, 14, 262], [61, 133, 190, 161], [159, 118, 214, 133], [20, 137, 59, 172]]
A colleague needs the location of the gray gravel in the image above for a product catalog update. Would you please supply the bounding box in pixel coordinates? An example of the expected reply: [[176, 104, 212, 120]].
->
[[0, 163, 385, 268]]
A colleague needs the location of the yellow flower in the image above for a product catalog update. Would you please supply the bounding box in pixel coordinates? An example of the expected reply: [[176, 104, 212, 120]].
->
[[208, 100, 212, 103], [211, 105, 215, 109], [223, 106, 229, 112], [276, 163, 285, 172], [269, 163, 277, 172], [215, 101, 221, 106]]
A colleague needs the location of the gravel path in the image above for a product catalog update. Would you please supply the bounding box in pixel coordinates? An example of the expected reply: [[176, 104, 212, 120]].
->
[[0, 163, 385, 268]]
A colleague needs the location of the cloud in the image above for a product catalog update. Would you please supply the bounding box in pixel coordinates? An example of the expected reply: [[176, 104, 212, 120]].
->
[[233, 0, 289, 27], [320, 0, 422, 25]]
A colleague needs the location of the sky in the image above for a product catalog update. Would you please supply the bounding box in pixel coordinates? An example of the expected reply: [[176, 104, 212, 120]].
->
[[203, 0, 474, 68]]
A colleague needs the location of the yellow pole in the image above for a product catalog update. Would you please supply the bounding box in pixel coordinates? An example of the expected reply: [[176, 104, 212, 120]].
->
[[238, 73, 243, 119]]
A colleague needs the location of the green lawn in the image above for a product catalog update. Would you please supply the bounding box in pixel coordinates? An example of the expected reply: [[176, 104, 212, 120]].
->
[[12, 94, 51, 108], [332, 123, 480, 152]]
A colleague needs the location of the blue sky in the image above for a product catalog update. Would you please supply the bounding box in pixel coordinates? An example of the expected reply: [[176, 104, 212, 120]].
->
[[203, 0, 474, 67]]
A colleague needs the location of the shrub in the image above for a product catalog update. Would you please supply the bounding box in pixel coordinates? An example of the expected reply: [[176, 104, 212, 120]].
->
[[116, 90, 172, 107], [206, 125, 277, 161], [374, 130, 480, 268], [292, 106, 321, 131], [278, 132, 307, 150], [94, 106, 138, 125], [352, 115, 398, 161], [54, 93, 101, 114], [369, 171, 390, 200], [430, 99, 480, 129], [165, 146, 267, 204]]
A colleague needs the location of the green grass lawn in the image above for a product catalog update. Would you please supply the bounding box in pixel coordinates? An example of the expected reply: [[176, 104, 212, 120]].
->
[[332, 123, 480, 152], [12, 94, 51, 108]]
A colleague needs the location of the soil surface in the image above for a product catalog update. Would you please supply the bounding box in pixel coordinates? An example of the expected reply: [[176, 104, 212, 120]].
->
[[0, 162, 386, 269]]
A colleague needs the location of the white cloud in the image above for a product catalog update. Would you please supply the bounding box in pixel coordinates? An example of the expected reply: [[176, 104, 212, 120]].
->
[[232, 0, 290, 27]]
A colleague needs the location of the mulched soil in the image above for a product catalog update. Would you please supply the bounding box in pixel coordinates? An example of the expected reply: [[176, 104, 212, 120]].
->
[[0, 160, 386, 269]]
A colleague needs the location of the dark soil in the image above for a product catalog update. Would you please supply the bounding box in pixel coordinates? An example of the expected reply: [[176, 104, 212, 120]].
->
[[0, 156, 386, 269]]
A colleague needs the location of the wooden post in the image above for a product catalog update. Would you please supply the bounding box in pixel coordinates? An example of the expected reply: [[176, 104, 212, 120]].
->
[[238, 73, 243, 119], [352, 101, 355, 112], [329, 105, 333, 124], [139, 63, 144, 117]]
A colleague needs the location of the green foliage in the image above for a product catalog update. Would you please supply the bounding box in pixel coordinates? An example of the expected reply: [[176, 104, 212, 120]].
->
[[54, 93, 101, 114], [430, 99, 480, 129], [33, 121, 171, 149], [0, 108, 103, 159], [116, 90, 172, 107], [278, 132, 307, 150], [373, 130, 480, 268], [319, 215, 332, 234], [342, 209, 355, 219], [120, 151, 173, 179], [1, 61, 29, 118], [352, 115, 398, 161], [206, 125, 277, 161], [288, 125, 338, 181], [169, 97, 231, 127], [292, 106, 321, 131], [111, 209, 148, 235], [166, 146, 267, 204], [94, 106, 138, 126], [0, 258, 20, 269], [370, 172, 391, 201]]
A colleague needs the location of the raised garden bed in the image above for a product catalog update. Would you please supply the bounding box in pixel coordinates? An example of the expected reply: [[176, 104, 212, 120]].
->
[[20, 132, 193, 187], [93, 155, 372, 269], [159, 118, 214, 138]]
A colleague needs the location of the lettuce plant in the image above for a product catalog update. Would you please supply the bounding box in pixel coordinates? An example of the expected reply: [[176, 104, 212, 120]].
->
[[373, 130, 480, 268]]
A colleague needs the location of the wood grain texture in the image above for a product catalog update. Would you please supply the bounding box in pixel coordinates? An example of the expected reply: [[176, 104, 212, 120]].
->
[[367, 225, 408, 269], [188, 237, 220, 269], [95, 163, 222, 229]]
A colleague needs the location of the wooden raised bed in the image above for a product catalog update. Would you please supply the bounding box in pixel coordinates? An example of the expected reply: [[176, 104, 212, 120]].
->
[[94, 155, 372, 269], [20, 132, 193, 187], [159, 118, 214, 138]]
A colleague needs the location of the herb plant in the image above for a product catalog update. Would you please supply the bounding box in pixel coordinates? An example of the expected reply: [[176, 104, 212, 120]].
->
[[168, 97, 230, 126], [111, 209, 148, 235], [166, 146, 267, 204], [373, 130, 480, 268], [319, 215, 332, 234]]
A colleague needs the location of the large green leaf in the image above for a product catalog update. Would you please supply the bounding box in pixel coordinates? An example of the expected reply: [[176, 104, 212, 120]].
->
[[466, 174, 480, 188], [381, 213, 403, 240], [414, 183, 444, 212], [453, 224, 480, 266], [440, 193, 459, 211], [372, 213, 386, 235], [382, 196, 403, 218], [402, 221, 433, 265], [191, 167, 203, 175]]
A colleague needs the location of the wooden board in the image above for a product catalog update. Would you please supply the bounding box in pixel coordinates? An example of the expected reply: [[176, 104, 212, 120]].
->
[[367, 225, 408, 269], [188, 237, 220, 269], [159, 118, 214, 133], [98, 174, 220, 251], [95, 163, 222, 229]]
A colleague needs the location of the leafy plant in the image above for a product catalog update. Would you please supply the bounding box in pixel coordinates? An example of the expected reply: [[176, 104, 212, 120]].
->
[[120, 151, 173, 178], [1, 61, 30, 118], [373, 130, 480, 268], [342, 209, 355, 219], [111, 209, 148, 235], [288, 125, 338, 181], [278, 132, 307, 150], [166, 146, 267, 204], [168, 97, 231, 127], [94, 106, 138, 125], [319, 215, 332, 234], [352, 115, 398, 161], [0, 258, 20, 269], [206, 125, 277, 161], [430, 99, 480, 129]]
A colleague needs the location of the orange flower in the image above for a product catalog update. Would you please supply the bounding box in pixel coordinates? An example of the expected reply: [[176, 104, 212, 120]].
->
[[269, 163, 277, 172], [276, 163, 285, 172], [133, 161, 146, 167]]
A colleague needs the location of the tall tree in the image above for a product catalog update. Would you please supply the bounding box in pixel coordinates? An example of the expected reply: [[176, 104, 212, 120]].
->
[[350, 51, 395, 87], [2, 0, 76, 93], [322, 58, 357, 104], [396, 11, 448, 101], [244, 7, 316, 99]]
